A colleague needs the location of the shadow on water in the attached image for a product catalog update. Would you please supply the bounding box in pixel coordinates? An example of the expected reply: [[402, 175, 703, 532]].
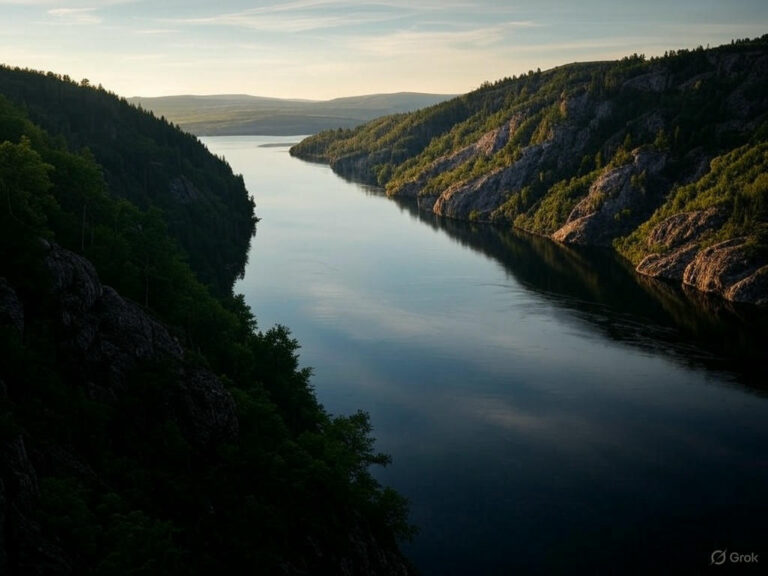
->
[[390, 196, 768, 392]]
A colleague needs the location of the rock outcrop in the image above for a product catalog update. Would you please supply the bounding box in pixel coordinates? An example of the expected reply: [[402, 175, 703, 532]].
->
[[42, 241, 239, 443], [0, 243, 239, 570], [635, 211, 768, 305], [636, 208, 726, 280], [430, 143, 546, 218], [396, 114, 524, 200], [683, 238, 768, 305], [553, 149, 667, 245]]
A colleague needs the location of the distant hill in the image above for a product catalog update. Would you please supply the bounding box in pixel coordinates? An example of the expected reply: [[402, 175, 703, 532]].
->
[[291, 36, 768, 306], [129, 92, 456, 136]]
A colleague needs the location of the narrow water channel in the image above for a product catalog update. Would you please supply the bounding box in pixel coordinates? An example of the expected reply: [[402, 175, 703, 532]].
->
[[205, 135, 768, 575]]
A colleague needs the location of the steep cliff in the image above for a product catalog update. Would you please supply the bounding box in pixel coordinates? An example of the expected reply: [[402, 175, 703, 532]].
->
[[291, 37, 768, 305], [0, 242, 414, 575]]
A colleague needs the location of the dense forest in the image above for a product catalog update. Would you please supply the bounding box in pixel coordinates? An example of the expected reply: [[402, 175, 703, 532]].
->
[[0, 70, 413, 574], [0, 65, 256, 296], [292, 36, 768, 305]]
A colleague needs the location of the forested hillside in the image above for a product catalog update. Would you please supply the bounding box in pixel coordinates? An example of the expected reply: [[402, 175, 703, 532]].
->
[[0, 66, 256, 295], [0, 71, 413, 574], [292, 36, 768, 305]]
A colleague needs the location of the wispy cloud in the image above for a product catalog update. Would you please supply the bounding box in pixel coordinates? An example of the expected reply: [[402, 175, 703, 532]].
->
[[350, 21, 539, 57], [175, 12, 368, 33], [1, 0, 136, 5], [159, 1, 497, 34], [47, 7, 102, 25], [134, 28, 178, 36], [169, 8, 399, 33]]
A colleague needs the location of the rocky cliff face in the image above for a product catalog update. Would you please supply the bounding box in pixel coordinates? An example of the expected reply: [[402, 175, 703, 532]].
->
[[683, 239, 768, 305], [552, 149, 667, 245], [292, 38, 768, 306], [0, 243, 240, 572], [41, 241, 239, 445], [633, 210, 768, 306]]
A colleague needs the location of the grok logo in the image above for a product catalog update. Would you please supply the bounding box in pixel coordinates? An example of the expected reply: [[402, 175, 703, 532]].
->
[[711, 550, 728, 566], [711, 549, 759, 566]]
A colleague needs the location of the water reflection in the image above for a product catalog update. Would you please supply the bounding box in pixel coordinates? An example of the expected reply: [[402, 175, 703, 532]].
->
[[217, 138, 768, 576], [389, 196, 768, 391]]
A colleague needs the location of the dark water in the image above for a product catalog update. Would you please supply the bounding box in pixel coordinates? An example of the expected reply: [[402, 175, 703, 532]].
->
[[204, 136, 768, 575]]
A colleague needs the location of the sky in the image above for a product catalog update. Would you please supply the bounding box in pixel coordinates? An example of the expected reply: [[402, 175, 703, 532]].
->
[[1, 0, 767, 100]]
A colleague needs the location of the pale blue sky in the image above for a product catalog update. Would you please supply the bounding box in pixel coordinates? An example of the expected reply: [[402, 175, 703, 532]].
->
[[1, 1, 766, 99]]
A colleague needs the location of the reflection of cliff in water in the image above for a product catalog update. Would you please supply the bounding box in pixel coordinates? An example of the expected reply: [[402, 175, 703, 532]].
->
[[392, 197, 768, 391]]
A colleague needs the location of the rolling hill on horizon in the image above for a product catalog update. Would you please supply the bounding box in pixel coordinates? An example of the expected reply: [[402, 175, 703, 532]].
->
[[129, 91, 455, 136]]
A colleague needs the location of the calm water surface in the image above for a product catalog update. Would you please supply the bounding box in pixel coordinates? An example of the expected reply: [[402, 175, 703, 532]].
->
[[204, 136, 768, 575]]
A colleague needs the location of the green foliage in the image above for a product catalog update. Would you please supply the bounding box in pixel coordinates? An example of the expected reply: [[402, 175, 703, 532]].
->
[[0, 66, 256, 295], [294, 35, 768, 274], [0, 75, 413, 573], [510, 171, 600, 234], [616, 140, 768, 263], [0, 136, 55, 237]]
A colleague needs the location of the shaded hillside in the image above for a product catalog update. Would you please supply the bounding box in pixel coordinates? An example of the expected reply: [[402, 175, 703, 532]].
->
[[0, 77, 414, 573], [130, 92, 456, 136], [292, 36, 768, 305], [0, 66, 256, 296]]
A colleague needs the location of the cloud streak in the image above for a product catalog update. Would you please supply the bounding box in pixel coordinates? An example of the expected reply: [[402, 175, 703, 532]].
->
[[351, 21, 540, 56], [47, 8, 102, 25]]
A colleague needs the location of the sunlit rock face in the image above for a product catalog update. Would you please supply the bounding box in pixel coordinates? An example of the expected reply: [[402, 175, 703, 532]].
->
[[683, 238, 768, 306], [553, 149, 667, 246]]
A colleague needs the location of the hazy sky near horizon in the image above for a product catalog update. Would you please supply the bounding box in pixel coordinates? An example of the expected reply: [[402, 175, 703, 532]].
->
[[2, 1, 767, 99]]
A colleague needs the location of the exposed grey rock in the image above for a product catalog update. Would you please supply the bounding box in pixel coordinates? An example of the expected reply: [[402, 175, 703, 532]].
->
[[0, 278, 24, 334], [637, 243, 701, 281], [636, 208, 726, 281], [634, 204, 767, 306], [727, 265, 768, 305], [646, 208, 726, 249], [432, 143, 547, 220], [394, 114, 524, 200], [44, 243, 103, 329], [683, 238, 768, 305], [93, 286, 184, 387], [553, 148, 667, 245], [41, 242, 237, 441], [42, 243, 184, 388]]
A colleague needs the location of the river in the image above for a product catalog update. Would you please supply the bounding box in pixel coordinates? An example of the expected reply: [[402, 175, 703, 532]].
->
[[203, 135, 768, 575]]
